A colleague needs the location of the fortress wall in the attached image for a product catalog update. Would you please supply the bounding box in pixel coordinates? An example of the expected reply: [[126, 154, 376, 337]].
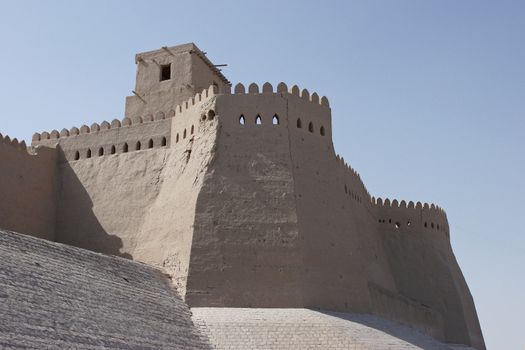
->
[[32, 87, 220, 164], [187, 85, 304, 307], [186, 84, 397, 312], [0, 134, 57, 240], [32, 117, 172, 163], [375, 200, 483, 347], [50, 89, 219, 283], [285, 89, 397, 313]]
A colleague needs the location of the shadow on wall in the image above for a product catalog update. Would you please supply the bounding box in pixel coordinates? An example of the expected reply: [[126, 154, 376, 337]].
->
[[56, 148, 132, 260], [317, 310, 451, 350]]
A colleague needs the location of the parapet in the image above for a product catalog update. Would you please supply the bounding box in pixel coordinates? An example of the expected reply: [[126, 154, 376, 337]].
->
[[0, 133, 28, 154], [33, 85, 219, 145], [372, 197, 449, 237], [229, 82, 330, 107]]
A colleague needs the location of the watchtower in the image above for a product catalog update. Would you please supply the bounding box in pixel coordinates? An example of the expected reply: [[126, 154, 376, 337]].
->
[[125, 43, 230, 119]]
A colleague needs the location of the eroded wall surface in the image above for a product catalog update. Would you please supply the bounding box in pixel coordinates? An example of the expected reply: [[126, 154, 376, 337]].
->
[[376, 201, 484, 349], [187, 92, 303, 307], [0, 135, 56, 240], [49, 96, 218, 297], [183, 86, 484, 349], [24, 79, 484, 348]]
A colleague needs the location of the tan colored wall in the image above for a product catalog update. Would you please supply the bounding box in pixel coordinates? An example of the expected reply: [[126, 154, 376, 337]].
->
[[0, 134, 56, 240], [19, 47, 484, 347], [187, 87, 304, 307], [375, 199, 484, 349], [182, 84, 484, 348], [35, 89, 218, 298], [186, 84, 390, 314]]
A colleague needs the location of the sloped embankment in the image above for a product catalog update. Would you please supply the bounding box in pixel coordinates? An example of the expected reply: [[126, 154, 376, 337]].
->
[[0, 229, 210, 349]]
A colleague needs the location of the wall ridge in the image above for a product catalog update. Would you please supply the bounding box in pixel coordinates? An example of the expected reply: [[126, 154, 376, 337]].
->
[[373, 197, 449, 237], [33, 85, 219, 143], [0, 133, 29, 154], [229, 82, 330, 108]]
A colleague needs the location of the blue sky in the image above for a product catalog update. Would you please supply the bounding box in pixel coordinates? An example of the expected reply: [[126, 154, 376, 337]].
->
[[1, 1, 523, 348]]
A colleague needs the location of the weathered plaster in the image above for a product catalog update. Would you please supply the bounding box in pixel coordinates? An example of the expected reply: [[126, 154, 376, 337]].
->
[[0, 43, 485, 350]]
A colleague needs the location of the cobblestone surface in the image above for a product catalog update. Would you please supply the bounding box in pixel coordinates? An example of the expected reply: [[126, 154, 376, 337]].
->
[[192, 308, 477, 350], [0, 230, 210, 349]]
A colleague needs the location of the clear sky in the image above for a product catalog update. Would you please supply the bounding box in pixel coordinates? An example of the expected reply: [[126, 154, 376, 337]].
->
[[1, 1, 523, 349]]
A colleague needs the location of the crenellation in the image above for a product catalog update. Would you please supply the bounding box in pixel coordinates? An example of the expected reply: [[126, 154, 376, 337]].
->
[[374, 196, 449, 236], [0, 43, 484, 350], [276, 82, 287, 93], [248, 83, 259, 93], [100, 121, 110, 130], [80, 125, 90, 134], [262, 82, 273, 93]]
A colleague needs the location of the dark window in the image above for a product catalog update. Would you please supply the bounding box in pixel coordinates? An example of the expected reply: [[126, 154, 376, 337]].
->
[[98, 147, 104, 156], [176, 134, 179, 143], [123, 143, 128, 153], [136, 141, 141, 150], [191, 125, 194, 134], [148, 139, 153, 148], [207, 110, 215, 120], [161, 137, 167, 146], [86, 149, 91, 158], [160, 64, 171, 81], [183, 129, 187, 139], [320, 126, 325, 136], [111, 145, 116, 154], [297, 118, 302, 128], [74, 151, 80, 160], [308, 122, 314, 133]]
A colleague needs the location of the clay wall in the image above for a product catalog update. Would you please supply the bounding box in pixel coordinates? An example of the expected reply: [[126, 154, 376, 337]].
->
[[0, 134, 57, 240], [374, 199, 483, 348], [185, 84, 482, 347], [282, 84, 399, 315], [34, 88, 219, 297], [33, 117, 171, 163], [187, 83, 303, 307]]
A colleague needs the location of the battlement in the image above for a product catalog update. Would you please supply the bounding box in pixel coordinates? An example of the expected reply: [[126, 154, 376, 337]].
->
[[335, 154, 371, 205], [372, 197, 449, 237], [0, 44, 485, 350], [0, 133, 57, 240], [228, 82, 329, 107], [0, 133, 28, 154]]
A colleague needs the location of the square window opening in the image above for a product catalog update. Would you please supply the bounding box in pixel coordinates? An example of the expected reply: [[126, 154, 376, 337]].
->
[[160, 64, 171, 81]]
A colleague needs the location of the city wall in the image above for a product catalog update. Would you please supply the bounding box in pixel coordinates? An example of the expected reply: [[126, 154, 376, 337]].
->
[[18, 82, 482, 348], [0, 134, 57, 240], [30, 88, 219, 295]]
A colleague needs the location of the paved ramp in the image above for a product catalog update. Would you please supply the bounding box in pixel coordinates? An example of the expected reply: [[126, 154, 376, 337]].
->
[[192, 308, 477, 350], [0, 230, 210, 349]]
